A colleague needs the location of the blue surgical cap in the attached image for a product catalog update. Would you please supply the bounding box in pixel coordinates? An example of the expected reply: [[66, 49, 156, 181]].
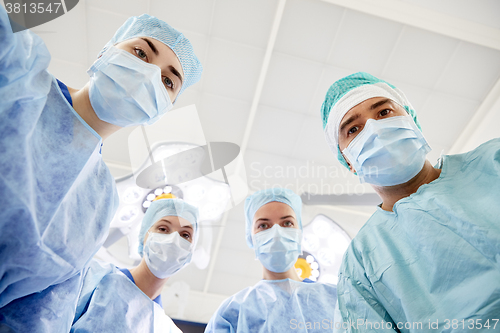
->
[[321, 72, 422, 169], [138, 198, 199, 257], [100, 14, 202, 97], [244, 188, 303, 249]]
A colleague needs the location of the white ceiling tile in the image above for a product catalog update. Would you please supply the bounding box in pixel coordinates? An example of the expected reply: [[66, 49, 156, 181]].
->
[[86, 0, 149, 18], [291, 116, 334, 164], [434, 42, 500, 102], [274, 0, 343, 63], [327, 9, 403, 76], [382, 26, 459, 88], [260, 53, 324, 114], [202, 39, 265, 101], [197, 93, 250, 145], [418, 92, 480, 147], [217, 219, 248, 253], [149, 0, 215, 36], [47, 60, 88, 89], [307, 65, 354, 116], [247, 105, 305, 156], [86, 8, 129, 65], [244, 149, 299, 192], [387, 80, 432, 113], [34, 2, 87, 65], [211, 0, 278, 49], [399, 0, 500, 30], [171, 88, 201, 111]]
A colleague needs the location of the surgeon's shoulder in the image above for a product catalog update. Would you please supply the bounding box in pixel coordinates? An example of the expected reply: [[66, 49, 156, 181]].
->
[[461, 138, 500, 171]]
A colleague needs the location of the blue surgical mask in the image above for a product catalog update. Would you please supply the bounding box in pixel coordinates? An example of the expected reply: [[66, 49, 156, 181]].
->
[[343, 115, 431, 186], [87, 46, 173, 127], [252, 224, 302, 273], [144, 232, 192, 279]]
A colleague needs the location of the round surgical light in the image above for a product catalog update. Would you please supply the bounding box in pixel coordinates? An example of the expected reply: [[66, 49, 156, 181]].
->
[[122, 187, 143, 204], [294, 251, 320, 281]]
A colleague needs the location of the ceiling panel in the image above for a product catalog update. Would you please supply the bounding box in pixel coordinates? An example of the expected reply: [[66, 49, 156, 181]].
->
[[306, 65, 353, 116], [327, 9, 403, 76], [434, 42, 500, 102], [418, 92, 480, 148], [86, 7, 129, 65], [197, 93, 250, 145], [274, 0, 343, 63], [260, 53, 324, 114], [399, 0, 500, 30], [86, 0, 149, 18], [201, 38, 265, 101], [149, 0, 215, 36], [247, 105, 305, 156], [34, 2, 87, 65], [382, 26, 459, 88], [211, 0, 278, 49], [291, 115, 334, 164]]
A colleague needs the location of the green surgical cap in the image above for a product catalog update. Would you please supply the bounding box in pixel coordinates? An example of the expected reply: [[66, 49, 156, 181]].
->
[[321, 72, 422, 169]]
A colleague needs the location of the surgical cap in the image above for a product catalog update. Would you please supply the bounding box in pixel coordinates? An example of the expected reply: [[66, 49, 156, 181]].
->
[[244, 188, 303, 248], [99, 14, 202, 97], [138, 198, 199, 256], [321, 72, 422, 169]]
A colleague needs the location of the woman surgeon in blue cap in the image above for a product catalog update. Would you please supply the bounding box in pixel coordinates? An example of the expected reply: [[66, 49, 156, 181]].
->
[[0, 8, 202, 333], [71, 198, 199, 333], [206, 188, 338, 333]]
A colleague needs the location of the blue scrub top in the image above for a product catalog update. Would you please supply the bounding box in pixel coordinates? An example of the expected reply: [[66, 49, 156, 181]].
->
[[118, 268, 163, 307], [56, 79, 73, 106]]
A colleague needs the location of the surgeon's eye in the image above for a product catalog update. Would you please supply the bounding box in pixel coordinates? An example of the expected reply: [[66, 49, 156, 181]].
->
[[163, 76, 174, 89], [181, 232, 191, 240], [379, 109, 391, 117], [283, 221, 294, 227], [347, 126, 359, 135], [257, 223, 269, 230], [158, 226, 169, 233], [134, 48, 148, 61]]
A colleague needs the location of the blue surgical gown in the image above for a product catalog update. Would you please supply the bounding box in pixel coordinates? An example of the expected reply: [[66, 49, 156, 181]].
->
[[336, 138, 500, 332], [206, 278, 338, 332], [0, 4, 118, 331], [71, 260, 180, 333]]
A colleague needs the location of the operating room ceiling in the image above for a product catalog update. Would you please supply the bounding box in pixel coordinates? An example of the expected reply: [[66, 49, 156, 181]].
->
[[22, 0, 500, 323]]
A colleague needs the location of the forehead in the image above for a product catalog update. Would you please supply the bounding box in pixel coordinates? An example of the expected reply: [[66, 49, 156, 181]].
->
[[253, 202, 295, 221]]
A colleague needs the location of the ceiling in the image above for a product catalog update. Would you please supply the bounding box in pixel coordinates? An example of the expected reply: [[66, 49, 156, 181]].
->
[[16, 0, 500, 324]]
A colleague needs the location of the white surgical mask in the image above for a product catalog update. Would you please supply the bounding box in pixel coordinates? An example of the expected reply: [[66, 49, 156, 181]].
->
[[342, 115, 431, 186], [87, 46, 173, 127], [252, 224, 302, 273], [144, 232, 192, 279]]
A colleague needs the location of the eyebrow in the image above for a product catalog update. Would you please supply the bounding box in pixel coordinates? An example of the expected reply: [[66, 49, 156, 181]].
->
[[160, 219, 193, 230], [339, 113, 360, 134], [141, 38, 158, 56], [169, 65, 183, 86], [280, 215, 295, 220], [370, 98, 391, 110]]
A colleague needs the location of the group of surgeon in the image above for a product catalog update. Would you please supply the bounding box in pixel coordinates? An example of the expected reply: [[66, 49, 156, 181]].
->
[[0, 5, 499, 333]]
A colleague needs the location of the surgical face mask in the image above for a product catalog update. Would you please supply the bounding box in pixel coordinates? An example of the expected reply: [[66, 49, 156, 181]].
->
[[143, 232, 192, 279], [87, 46, 173, 127], [252, 224, 302, 273], [342, 115, 431, 186]]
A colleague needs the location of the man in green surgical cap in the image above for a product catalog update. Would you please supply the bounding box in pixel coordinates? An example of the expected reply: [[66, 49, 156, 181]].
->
[[321, 72, 500, 332]]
